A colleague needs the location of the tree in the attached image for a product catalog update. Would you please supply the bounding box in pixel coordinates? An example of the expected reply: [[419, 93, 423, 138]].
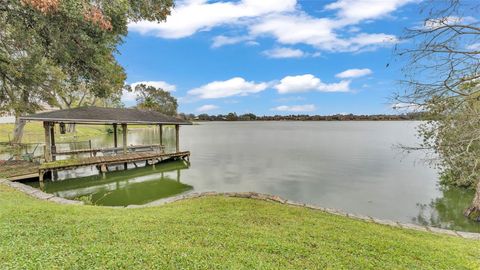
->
[[197, 114, 210, 121], [240, 113, 257, 121], [134, 84, 178, 116], [397, 1, 480, 221], [226, 112, 238, 121], [0, 0, 174, 143]]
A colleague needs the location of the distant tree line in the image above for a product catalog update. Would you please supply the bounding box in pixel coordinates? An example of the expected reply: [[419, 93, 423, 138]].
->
[[177, 112, 426, 121]]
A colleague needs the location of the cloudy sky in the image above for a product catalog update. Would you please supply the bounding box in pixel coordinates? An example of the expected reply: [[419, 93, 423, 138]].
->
[[118, 0, 422, 115]]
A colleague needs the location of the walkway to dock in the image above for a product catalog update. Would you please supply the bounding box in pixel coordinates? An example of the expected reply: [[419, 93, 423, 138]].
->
[[0, 160, 39, 181]]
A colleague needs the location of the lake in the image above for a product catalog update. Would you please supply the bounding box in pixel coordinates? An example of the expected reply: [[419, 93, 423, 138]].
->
[[26, 121, 479, 232]]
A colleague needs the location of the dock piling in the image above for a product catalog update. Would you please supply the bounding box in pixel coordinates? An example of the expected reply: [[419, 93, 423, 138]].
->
[[100, 164, 107, 179]]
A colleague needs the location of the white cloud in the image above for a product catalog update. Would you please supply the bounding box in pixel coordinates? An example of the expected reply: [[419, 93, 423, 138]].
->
[[275, 96, 306, 102], [346, 33, 398, 51], [263, 47, 305, 58], [250, 12, 399, 52], [122, 80, 176, 105], [121, 89, 137, 105], [336, 68, 372, 79], [274, 74, 350, 94], [212, 35, 252, 48], [128, 0, 296, 39], [245, 40, 260, 46], [128, 0, 414, 53], [466, 43, 480, 51], [347, 26, 361, 33], [250, 14, 340, 51], [424, 16, 477, 30], [325, 0, 416, 24], [130, 81, 176, 92], [197, 104, 219, 112], [271, 104, 316, 112], [188, 77, 268, 99]]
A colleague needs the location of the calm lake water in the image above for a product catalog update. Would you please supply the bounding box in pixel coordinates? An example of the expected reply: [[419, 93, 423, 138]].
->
[[26, 121, 479, 232]]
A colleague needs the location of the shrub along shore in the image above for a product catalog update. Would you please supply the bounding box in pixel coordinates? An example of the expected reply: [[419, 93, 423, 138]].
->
[[0, 183, 479, 269]]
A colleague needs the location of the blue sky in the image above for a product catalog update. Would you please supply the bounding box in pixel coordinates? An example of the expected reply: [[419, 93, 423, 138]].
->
[[117, 0, 423, 115]]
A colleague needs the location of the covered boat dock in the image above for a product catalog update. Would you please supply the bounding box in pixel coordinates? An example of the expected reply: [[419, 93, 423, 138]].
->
[[17, 106, 192, 181]]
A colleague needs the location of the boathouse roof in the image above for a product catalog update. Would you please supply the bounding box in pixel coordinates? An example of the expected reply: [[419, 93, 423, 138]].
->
[[21, 106, 192, 125]]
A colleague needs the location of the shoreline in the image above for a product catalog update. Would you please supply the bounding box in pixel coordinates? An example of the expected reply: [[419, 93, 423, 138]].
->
[[2, 178, 479, 240]]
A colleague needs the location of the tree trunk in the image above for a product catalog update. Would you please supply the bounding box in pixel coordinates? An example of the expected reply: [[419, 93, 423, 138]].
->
[[12, 115, 26, 145], [464, 180, 480, 222]]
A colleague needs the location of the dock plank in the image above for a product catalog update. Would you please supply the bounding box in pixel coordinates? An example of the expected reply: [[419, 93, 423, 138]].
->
[[39, 151, 190, 173]]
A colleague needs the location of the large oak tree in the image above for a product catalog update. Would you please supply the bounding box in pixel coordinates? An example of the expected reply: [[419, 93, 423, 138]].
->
[[0, 0, 174, 143]]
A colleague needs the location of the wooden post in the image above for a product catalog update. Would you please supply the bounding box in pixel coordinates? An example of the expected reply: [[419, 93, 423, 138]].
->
[[43, 122, 52, 162], [159, 124, 163, 153], [89, 140, 92, 157], [177, 169, 180, 182], [50, 123, 56, 161], [100, 164, 107, 179], [39, 178, 45, 190], [175, 124, 180, 153], [39, 170, 44, 182], [122, 123, 127, 154], [113, 123, 118, 153]]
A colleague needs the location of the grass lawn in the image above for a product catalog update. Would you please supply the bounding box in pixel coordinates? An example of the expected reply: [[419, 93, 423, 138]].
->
[[0, 185, 479, 269], [0, 122, 107, 144], [0, 122, 151, 144]]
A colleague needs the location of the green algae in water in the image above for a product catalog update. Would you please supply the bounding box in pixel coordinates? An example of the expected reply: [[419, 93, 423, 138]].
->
[[414, 186, 480, 233], [89, 178, 192, 206], [29, 160, 192, 206]]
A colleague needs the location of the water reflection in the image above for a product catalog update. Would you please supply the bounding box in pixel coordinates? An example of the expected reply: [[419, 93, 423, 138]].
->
[[29, 160, 192, 206], [414, 187, 479, 232]]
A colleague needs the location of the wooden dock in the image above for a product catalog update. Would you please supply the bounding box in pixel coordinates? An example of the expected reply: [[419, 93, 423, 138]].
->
[[13, 106, 193, 182], [3, 151, 190, 182], [39, 151, 190, 181]]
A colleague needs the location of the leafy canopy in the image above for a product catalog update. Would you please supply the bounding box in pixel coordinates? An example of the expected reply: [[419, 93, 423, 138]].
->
[[134, 84, 178, 116], [0, 0, 174, 116]]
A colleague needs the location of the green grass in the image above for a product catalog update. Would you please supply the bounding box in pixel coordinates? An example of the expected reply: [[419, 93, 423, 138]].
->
[[0, 122, 150, 144], [0, 185, 479, 269], [0, 122, 107, 143], [39, 158, 84, 169]]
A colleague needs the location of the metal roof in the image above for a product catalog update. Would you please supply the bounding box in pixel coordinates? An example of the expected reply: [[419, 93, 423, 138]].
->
[[20, 106, 192, 125]]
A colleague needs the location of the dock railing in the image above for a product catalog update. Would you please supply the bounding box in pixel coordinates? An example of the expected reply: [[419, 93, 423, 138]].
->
[[52, 144, 165, 157]]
